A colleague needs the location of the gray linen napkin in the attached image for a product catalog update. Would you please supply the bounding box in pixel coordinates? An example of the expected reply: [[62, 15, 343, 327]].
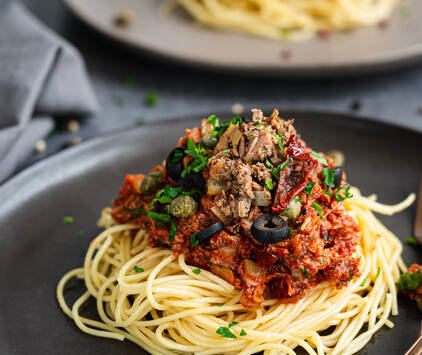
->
[[0, 2, 98, 183]]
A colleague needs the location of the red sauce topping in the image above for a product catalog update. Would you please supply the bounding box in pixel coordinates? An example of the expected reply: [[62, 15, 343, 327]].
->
[[111, 110, 360, 307]]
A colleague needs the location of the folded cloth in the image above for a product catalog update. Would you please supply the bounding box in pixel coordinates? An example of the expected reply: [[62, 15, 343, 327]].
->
[[0, 2, 98, 183]]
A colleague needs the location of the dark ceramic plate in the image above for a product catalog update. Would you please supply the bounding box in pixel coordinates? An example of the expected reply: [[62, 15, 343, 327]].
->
[[0, 111, 421, 355]]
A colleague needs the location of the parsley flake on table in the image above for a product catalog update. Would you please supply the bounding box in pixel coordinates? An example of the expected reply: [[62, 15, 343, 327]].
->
[[406, 237, 419, 246], [144, 91, 158, 107], [62, 216, 74, 224]]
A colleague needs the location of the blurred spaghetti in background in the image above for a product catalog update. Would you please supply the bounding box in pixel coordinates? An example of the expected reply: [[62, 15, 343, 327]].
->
[[174, 0, 401, 40]]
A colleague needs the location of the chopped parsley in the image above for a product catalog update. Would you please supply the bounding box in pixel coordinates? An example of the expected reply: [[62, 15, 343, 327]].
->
[[147, 211, 171, 224], [252, 121, 261, 126], [223, 149, 230, 154], [133, 266, 144, 273], [271, 160, 291, 180], [310, 150, 328, 166], [300, 266, 308, 278], [240, 329, 247, 336], [312, 202, 323, 212], [169, 221, 177, 242], [216, 303, 224, 307], [75, 231, 85, 237], [360, 278, 367, 287], [216, 327, 236, 339], [144, 91, 157, 107], [190, 233, 199, 247], [396, 271, 422, 291], [181, 190, 201, 196], [211, 115, 243, 136], [124, 206, 145, 218], [135, 116, 145, 126], [303, 181, 316, 195], [288, 227, 293, 235], [293, 196, 302, 202], [62, 216, 74, 224], [406, 237, 419, 246], [376, 266, 381, 279], [265, 178, 275, 190], [249, 133, 254, 139], [265, 159, 274, 168], [228, 321, 239, 328], [335, 185, 353, 202], [171, 149, 184, 163], [323, 189, 332, 197], [122, 75, 135, 87], [275, 134, 284, 151], [206, 114, 220, 130], [312, 202, 324, 219], [321, 168, 335, 188], [192, 268, 201, 274], [182, 139, 210, 177]]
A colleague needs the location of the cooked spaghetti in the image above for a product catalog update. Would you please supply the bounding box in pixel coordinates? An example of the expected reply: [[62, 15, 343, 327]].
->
[[57, 109, 415, 354], [174, 0, 401, 41]]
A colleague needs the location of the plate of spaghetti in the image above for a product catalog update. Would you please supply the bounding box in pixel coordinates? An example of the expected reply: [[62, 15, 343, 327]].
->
[[0, 110, 421, 354], [63, 0, 422, 75]]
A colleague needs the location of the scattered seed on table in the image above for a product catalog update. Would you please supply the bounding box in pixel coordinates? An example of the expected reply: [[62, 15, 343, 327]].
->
[[114, 9, 135, 27], [231, 103, 244, 114], [66, 120, 80, 133], [35, 139, 47, 154], [350, 99, 361, 111]]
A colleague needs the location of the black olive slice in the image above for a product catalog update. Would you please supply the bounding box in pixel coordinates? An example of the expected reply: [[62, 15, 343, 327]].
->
[[179, 172, 206, 193], [166, 147, 186, 181], [333, 167, 343, 189], [251, 213, 289, 244], [196, 222, 225, 243]]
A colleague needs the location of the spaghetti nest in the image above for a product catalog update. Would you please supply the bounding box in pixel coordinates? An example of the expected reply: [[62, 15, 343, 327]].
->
[[175, 0, 401, 40], [57, 187, 414, 355]]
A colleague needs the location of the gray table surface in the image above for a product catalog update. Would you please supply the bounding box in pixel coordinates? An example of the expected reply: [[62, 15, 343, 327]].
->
[[3, 0, 422, 172]]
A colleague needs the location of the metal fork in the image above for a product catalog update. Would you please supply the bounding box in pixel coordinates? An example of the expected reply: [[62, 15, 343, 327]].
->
[[406, 177, 422, 355], [405, 320, 422, 355]]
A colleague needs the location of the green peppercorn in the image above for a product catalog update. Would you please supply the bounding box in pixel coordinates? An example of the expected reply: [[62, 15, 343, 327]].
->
[[170, 195, 198, 218], [141, 172, 163, 195]]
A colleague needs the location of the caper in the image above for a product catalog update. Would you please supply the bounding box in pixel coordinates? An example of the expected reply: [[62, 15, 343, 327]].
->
[[170, 195, 198, 218], [326, 150, 345, 167], [140, 172, 163, 195], [280, 199, 302, 221], [200, 134, 218, 149]]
